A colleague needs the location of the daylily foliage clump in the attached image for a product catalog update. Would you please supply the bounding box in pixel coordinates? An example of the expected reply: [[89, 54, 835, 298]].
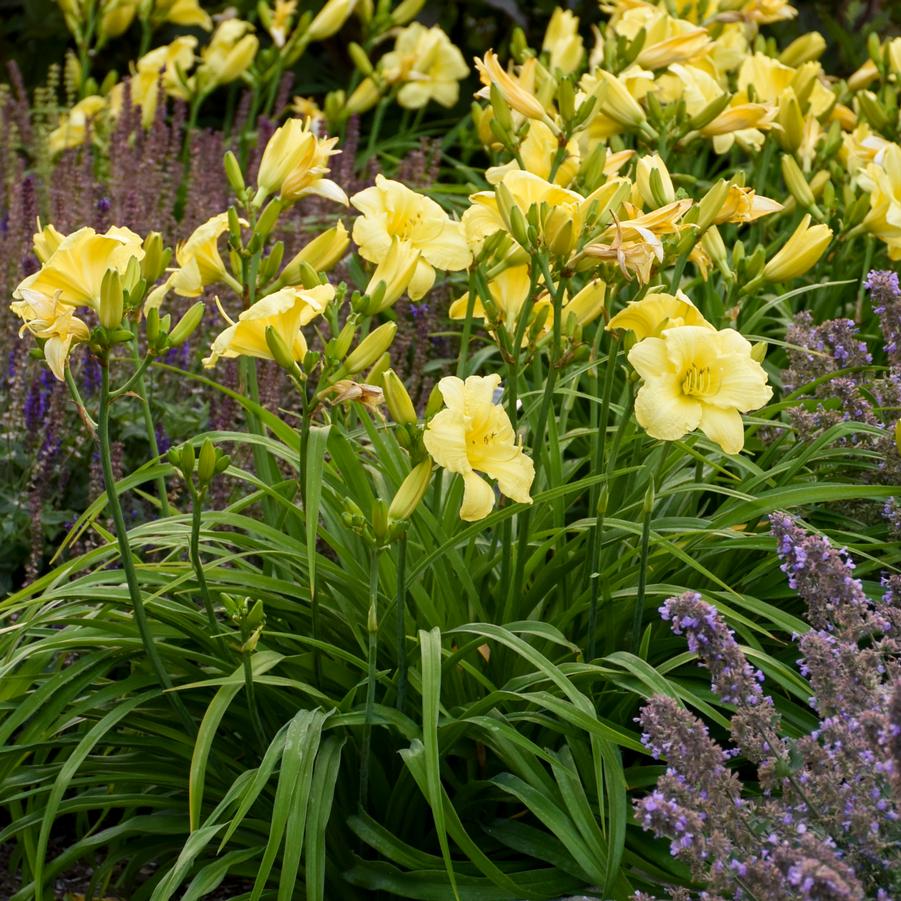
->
[[4, 1, 901, 899]]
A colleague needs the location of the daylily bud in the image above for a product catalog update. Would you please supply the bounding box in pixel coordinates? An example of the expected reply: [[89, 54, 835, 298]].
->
[[280, 223, 349, 283], [750, 341, 768, 363], [777, 89, 804, 153], [255, 199, 283, 240], [594, 70, 646, 129], [701, 226, 731, 279], [265, 324, 300, 372], [224, 150, 245, 195], [391, 0, 425, 25], [688, 92, 731, 132], [781, 154, 815, 209], [779, 31, 826, 67], [388, 459, 432, 522], [99, 270, 124, 330], [636, 153, 675, 207], [348, 42, 373, 76], [122, 256, 143, 296], [197, 439, 217, 483], [857, 90, 889, 132], [371, 497, 389, 543], [342, 322, 397, 375], [762, 214, 832, 282], [306, 0, 355, 41], [695, 179, 729, 234], [146, 307, 161, 344], [382, 368, 417, 424], [167, 301, 205, 346], [141, 232, 168, 283], [345, 78, 380, 116], [565, 279, 606, 327], [366, 351, 391, 387], [425, 384, 443, 418], [180, 442, 196, 475]]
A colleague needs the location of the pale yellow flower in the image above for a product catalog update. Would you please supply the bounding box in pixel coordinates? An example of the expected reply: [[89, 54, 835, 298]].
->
[[350, 175, 471, 299], [380, 23, 468, 109], [14, 226, 144, 311], [847, 58, 879, 93], [47, 95, 106, 155], [256, 118, 347, 205], [266, 0, 297, 47], [861, 143, 901, 261], [736, 54, 795, 105], [628, 325, 773, 454], [363, 237, 421, 312], [10, 288, 90, 380], [612, 3, 710, 70], [738, 0, 797, 25], [579, 66, 654, 140], [762, 213, 832, 280], [33, 222, 66, 263], [475, 51, 549, 123], [197, 19, 259, 90], [607, 290, 711, 340], [203, 284, 334, 367], [449, 265, 535, 341], [485, 120, 580, 187], [542, 8, 584, 75], [714, 185, 783, 223], [99, 0, 139, 42], [170, 214, 235, 297], [291, 96, 324, 126], [841, 124, 891, 184], [423, 374, 534, 521]]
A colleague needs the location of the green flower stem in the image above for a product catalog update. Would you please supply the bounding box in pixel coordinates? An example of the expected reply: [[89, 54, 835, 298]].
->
[[455, 272, 478, 378], [855, 235, 875, 322], [189, 485, 219, 638], [124, 341, 170, 517], [242, 647, 267, 753], [64, 366, 96, 433], [359, 546, 381, 809], [99, 365, 193, 733], [632, 488, 654, 654], [394, 534, 408, 711]]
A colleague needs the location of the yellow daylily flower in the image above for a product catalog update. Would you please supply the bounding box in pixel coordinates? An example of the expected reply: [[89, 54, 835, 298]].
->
[[612, 3, 710, 70], [98, 0, 139, 42], [170, 214, 237, 297], [738, 0, 797, 25], [363, 237, 421, 312], [714, 185, 784, 223], [628, 325, 773, 454], [860, 143, 901, 260], [380, 23, 468, 109], [736, 54, 795, 105], [579, 66, 654, 140], [475, 51, 549, 123], [10, 288, 91, 380], [607, 289, 712, 340], [14, 225, 144, 311], [542, 8, 584, 75], [423, 374, 535, 521], [841, 124, 891, 184], [33, 222, 66, 263], [196, 19, 259, 90], [265, 0, 297, 45], [256, 118, 348, 206], [350, 175, 471, 300], [485, 120, 580, 187], [449, 264, 535, 341], [47, 95, 106, 155], [847, 58, 879, 93], [203, 284, 334, 368], [762, 213, 833, 279]]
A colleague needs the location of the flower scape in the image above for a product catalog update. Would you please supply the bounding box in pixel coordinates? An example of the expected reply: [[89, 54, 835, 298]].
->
[[0, 1, 900, 899]]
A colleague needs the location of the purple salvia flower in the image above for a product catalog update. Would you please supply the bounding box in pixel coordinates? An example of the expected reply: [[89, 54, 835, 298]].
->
[[865, 269, 901, 368]]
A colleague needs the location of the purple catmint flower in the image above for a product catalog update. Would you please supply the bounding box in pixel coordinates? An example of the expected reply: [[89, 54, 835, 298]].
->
[[865, 269, 901, 368], [660, 593, 764, 706]]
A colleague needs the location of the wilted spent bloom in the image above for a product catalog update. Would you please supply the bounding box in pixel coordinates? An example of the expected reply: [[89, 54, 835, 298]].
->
[[10, 288, 91, 380], [256, 118, 348, 206], [423, 374, 534, 521], [475, 51, 549, 124], [762, 214, 832, 282], [379, 22, 468, 109], [14, 225, 145, 313], [195, 19, 259, 91], [541, 8, 583, 75], [47, 95, 106, 155], [203, 284, 334, 368], [628, 325, 773, 454], [606, 290, 712, 341], [350, 175, 471, 300]]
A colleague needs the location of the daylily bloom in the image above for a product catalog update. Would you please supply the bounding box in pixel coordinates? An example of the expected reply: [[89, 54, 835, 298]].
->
[[47, 95, 106, 155], [380, 23, 469, 109], [607, 290, 712, 340], [10, 288, 91, 380], [449, 265, 537, 342], [475, 51, 549, 123], [762, 213, 833, 280], [267, 0, 299, 45], [14, 225, 144, 311], [363, 237, 421, 312], [841, 124, 892, 184], [150, 0, 212, 29], [714, 185, 784, 223], [611, 3, 710, 70], [861, 143, 901, 260], [203, 284, 334, 367], [423, 374, 535, 521], [486, 120, 580, 187], [169, 214, 237, 297], [256, 118, 347, 205], [628, 325, 773, 454], [196, 19, 259, 90], [350, 175, 471, 299], [542, 8, 584, 75]]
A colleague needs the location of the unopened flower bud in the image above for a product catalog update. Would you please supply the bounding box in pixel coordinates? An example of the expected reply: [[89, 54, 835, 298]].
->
[[167, 301, 205, 346], [391, 0, 425, 24], [197, 439, 217, 483], [781, 154, 815, 209], [224, 150, 245, 195], [342, 322, 397, 375], [99, 269, 125, 330], [382, 368, 417, 424], [388, 459, 432, 523]]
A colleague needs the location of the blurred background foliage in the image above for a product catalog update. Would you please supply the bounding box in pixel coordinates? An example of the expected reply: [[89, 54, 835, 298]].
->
[[2, 0, 900, 93]]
